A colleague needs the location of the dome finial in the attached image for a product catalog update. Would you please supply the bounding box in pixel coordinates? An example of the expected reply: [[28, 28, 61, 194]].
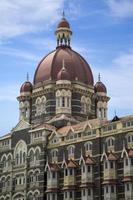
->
[[26, 72, 29, 82], [62, 10, 65, 18], [98, 73, 101, 82]]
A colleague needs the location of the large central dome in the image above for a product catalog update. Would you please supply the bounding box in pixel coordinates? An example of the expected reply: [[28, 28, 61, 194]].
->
[[34, 16, 94, 86]]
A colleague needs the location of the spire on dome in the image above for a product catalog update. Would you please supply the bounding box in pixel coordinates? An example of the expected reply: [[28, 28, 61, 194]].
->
[[98, 73, 101, 82], [62, 10, 65, 18], [26, 72, 29, 82], [55, 13, 72, 47]]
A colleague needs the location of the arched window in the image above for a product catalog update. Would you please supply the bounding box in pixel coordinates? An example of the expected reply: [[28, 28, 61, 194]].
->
[[6, 176, 10, 187], [35, 149, 40, 161], [41, 96, 46, 113], [23, 152, 26, 163], [126, 133, 133, 149], [107, 138, 114, 146], [24, 101, 30, 118], [35, 97, 42, 116], [1, 177, 6, 188], [67, 145, 75, 159], [7, 155, 12, 167], [127, 134, 133, 143], [106, 137, 115, 152], [29, 172, 34, 183], [2, 156, 6, 168], [62, 97, 65, 107], [16, 153, 19, 165], [28, 193, 33, 200], [81, 96, 87, 114], [86, 98, 91, 113], [5, 197, 10, 200], [20, 151, 22, 164], [97, 101, 107, 119], [51, 149, 58, 162], [29, 150, 34, 162], [56, 90, 71, 114], [14, 140, 27, 165], [34, 191, 39, 200], [84, 142, 92, 152], [35, 171, 40, 182]]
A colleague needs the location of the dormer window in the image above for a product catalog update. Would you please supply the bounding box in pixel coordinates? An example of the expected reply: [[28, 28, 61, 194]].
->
[[106, 137, 115, 152], [51, 149, 58, 163], [84, 141, 92, 156], [127, 134, 133, 143], [67, 145, 75, 159], [126, 133, 133, 148]]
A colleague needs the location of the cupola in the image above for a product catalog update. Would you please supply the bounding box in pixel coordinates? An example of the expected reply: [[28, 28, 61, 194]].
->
[[94, 74, 107, 93], [55, 12, 72, 47], [20, 74, 33, 94]]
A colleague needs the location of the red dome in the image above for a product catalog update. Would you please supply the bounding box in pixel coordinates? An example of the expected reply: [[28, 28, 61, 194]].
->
[[94, 81, 107, 93], [20, 81, 33, 93], [57, 66, 70, 80], [34, 46, 94, 85], [57, 17, 70, 28]]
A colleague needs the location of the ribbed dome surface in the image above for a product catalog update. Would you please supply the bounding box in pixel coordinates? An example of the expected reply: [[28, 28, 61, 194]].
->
[[57, 66, 70, 80], [94, 81, 107, 93], [34, 46, 94, 85], [20, 81, 33, 93], [57, 17, 70, 28]]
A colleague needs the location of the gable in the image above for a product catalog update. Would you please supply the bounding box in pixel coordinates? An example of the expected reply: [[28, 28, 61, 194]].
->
[[12, 119, 30, 132]]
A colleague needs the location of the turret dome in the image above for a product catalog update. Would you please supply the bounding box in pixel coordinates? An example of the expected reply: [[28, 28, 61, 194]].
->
[[94, 74, 107, 93], [20, 81, 33, 93]]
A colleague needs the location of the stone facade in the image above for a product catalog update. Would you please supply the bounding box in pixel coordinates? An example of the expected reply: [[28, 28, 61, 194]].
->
[[0, 16, 133, 200]]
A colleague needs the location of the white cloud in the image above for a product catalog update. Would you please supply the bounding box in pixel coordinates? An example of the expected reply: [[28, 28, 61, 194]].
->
[[92, 50, 133, 113], [113, 52, 133, 68], [26, 37, 56, 51], [0, 0, 64, 40], [106, 0, 133, 18], [0, 46, 40, 61]]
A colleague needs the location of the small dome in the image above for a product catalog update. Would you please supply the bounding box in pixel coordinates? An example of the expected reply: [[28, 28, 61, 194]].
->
[[20, 81, 33, 93], [95, 81, 107, 93], [57, 62, 70, 80], [57, 17, 70, 29]]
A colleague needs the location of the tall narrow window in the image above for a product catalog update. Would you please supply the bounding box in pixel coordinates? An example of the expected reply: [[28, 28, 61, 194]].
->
[[35, 149, 40, 161], [62, 97, 65, 107]]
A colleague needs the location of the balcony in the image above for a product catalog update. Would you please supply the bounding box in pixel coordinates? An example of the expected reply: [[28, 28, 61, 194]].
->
[[47, 179, 58, 189], [64, 176, 75, 186], [104, 169, 116, 181], [104, 194, 117, 200]]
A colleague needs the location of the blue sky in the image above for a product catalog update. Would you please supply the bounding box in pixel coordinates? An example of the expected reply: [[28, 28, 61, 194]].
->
[[0, 0, 133, 135]]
